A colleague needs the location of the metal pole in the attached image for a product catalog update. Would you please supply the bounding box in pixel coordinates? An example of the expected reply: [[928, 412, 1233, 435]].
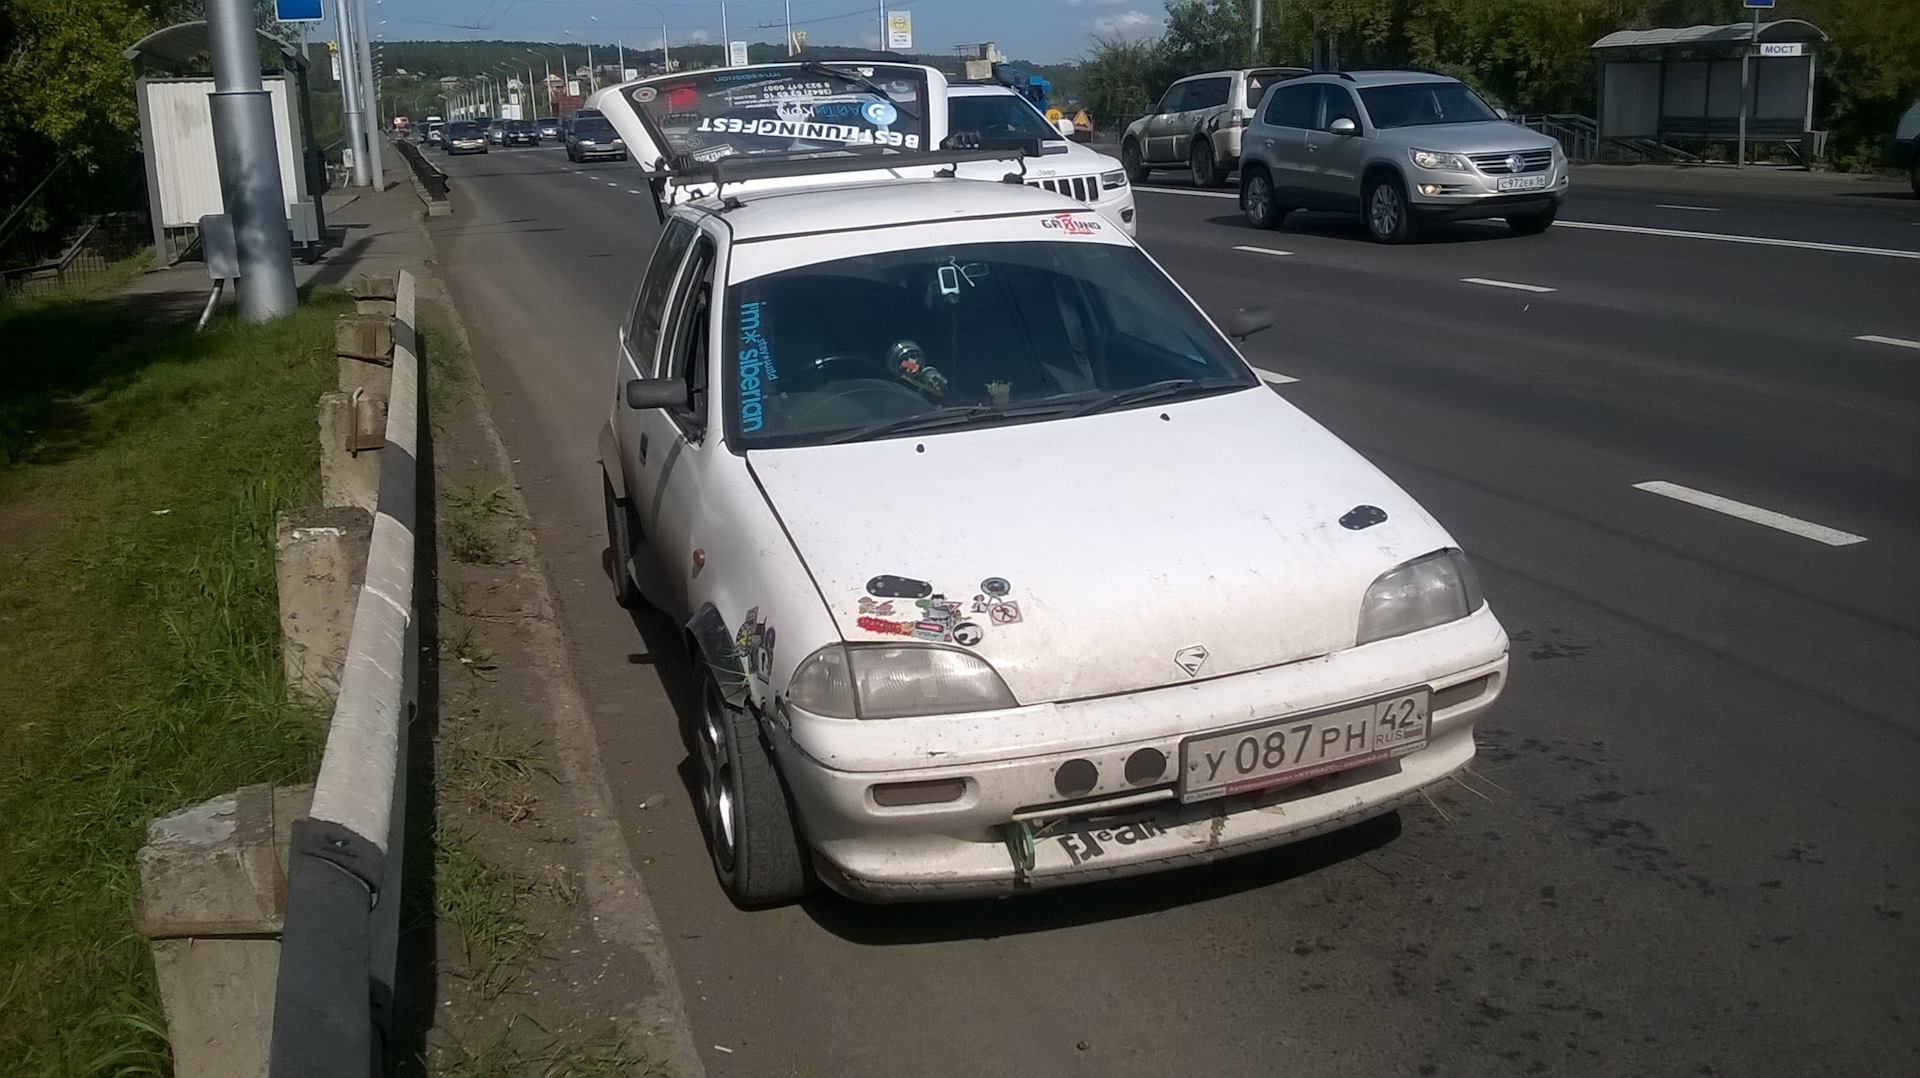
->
[[785, 0, 794, 55], [207, 0, 298, 320], [1251, 0, 1263, 65], [662, 21, 670, 72], [879, 1, 885, 51], [334, 0, 370, 186], [721, 2, 730, 64], [1737, 8, 1756, 168], [354, 0, 383, 185]]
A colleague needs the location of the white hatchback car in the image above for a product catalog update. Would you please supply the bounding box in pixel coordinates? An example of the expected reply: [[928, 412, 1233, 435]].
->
[[600, 165, 1509, 906]]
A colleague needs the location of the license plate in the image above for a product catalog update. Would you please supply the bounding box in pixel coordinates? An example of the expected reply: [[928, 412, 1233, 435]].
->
[[1179, 690, 1430, 803], [1498, 174, 1548, 192]]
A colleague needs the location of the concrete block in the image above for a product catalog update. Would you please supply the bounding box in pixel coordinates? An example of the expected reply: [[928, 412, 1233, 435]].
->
[[138, 784, 313, 1078], [426, 200, 453, 217], [276, 506, 372, 704], [317, 391, 384, 511], [335, 314, 394, 361], [348, 273, 397, 300], [339, 354, 393, 401], [354, 297, 396, 318]]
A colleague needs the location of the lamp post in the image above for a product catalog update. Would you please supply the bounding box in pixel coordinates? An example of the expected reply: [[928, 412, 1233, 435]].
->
[[526, 48, 554, 113]]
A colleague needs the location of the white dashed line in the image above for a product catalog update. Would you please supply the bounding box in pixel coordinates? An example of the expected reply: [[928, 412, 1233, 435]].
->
[[629, 188, 643, 194], [1255, 369, 1299, 385], [1232, 245, 1293, 257], [1135, 186, 1239, 200], [1655, 204, 1719, 212], [1554, 220, 1920, 260], [1461, 277, 1557, 293], [585, 175, 598, 181], [1855, 334, 1920, 350], [608, 182, 620, 187], [1632, 481, 1866, 546]]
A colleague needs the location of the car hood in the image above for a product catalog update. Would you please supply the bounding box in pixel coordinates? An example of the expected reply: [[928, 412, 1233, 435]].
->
[[1371, 120, 1558, 155], [748, 388, 1457, 705], [1024, 141, 1122, 179]]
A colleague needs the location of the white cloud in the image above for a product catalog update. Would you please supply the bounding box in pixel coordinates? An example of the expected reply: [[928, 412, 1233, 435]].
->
[[1090, 9, 1160, 38], [680, 29, 714, 45]]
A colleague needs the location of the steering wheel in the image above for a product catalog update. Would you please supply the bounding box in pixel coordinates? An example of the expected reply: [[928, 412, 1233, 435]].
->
[[786, 378, 927, 430]]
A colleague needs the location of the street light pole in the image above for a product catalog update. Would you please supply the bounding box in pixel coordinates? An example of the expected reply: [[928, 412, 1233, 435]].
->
[[353, 0, 383, 184], [333, 0, 371, 186], [206, 0, 298, 319]]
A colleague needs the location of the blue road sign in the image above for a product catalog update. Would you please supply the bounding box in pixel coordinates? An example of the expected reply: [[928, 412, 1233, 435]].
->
[[1744, 0, 1775, 8], [276, 0, 324, 22]]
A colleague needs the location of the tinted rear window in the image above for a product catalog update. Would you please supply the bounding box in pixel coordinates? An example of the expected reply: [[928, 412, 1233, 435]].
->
[[618, 64, 932, 166]]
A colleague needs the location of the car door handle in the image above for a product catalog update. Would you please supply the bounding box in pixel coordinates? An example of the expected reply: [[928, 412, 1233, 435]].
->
[[638, 432, 649, 464]]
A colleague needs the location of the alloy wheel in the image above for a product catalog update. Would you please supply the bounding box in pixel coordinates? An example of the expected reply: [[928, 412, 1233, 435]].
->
[[698, 682, 738, 870], [1370, 184, 1402, 237]]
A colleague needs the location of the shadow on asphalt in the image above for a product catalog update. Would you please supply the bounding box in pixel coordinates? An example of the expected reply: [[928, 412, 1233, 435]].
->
[[602, 546, 1410, 941], [1204, 209, 1527, 246]]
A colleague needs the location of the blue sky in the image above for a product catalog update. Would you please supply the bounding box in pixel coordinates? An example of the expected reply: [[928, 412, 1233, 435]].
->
[[334, 0, 1164, 65]]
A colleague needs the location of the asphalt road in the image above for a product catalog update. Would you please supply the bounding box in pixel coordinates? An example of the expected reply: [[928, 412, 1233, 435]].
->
[[426, 143, 1920, 1077]]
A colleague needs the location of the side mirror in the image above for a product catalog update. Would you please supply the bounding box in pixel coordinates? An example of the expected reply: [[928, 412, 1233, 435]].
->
[[1329, 117, 1358, 136], [1496, 107, 1510, 120], [1224, 305, 1274, 342], [1055, 118, 1076, 139], [624, 377, 688, 410]]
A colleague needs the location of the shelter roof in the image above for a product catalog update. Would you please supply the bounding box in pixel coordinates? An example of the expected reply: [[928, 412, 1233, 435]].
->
[[1591, 19, 1827, 53], [125, 21, 307, 74]]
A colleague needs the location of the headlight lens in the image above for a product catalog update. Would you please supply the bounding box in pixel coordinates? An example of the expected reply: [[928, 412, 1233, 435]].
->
[[787, 644, 1018, 719], [1356, 550, 1484, 646], [1409, 148, 1473, 171], [1101, 169, 1128, 190]]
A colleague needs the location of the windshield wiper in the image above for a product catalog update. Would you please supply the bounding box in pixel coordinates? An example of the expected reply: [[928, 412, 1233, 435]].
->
[[801, 61, 922, 124], [1061, 378, 1238, 419], [822, 399, 1088, 445]]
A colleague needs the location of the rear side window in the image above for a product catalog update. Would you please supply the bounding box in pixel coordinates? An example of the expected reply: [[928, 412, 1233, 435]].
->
[[1184, 78, 1230, 111], [1262, 84, 1317, 129]]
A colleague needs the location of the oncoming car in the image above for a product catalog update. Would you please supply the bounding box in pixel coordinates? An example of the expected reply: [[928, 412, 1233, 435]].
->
[[566, 111, 626, 162], [598, 143, 1510, 904], [443, 121, 486, 155]]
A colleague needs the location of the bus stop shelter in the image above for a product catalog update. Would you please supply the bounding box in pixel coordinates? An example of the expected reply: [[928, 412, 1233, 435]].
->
[[1592, 19, 1827, 163]]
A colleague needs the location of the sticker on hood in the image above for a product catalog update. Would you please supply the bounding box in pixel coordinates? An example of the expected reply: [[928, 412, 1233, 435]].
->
[[853, 575, 1021, 646]]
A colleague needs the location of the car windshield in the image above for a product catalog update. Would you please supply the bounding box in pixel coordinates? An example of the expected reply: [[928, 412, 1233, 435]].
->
[[447, 122, 479, 137], [573, 118, 615, 136], [949, 94, 1063, 143], [1358, 82, 1498, 128], [726, 240, 1256, 447]]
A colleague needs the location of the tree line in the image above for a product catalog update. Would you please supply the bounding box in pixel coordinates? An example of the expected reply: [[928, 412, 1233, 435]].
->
[[1079, 0, 1916, 169]]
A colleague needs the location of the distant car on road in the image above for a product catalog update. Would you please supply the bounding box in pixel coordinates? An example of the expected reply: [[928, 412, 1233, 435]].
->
[[566, 112, 626, 162], [1122, 67, 1309, 188], [504, 119, 540, 146], [422, 121, 445, 146], [947, 85, 1137, 235], [486, 123, 508, 146], [537, 116, 563, 142], [1237, 71, 1566, 243], [444, 121, 487, 155]]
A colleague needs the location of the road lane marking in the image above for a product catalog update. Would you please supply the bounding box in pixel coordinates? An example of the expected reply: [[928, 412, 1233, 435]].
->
[[1255, 369, 1299, 385], [1856, 334, 1920, 350], [1232, 245, 1293, 256], [1655, 204, 1719, 211], [1135, 187, 1239, 200], [1555, 220, 1920, 260], [1632, 481, 1866, 546], [1461, 277, 1557, 293], [629, 188, 643, 194], [608, 182, 620, 187]]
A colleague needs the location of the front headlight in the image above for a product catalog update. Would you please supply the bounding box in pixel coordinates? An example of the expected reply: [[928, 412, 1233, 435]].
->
[[1101, 169, 1128, 191], [612, 138, 625, 146], [788, 644, 1019, 719], [1409, 148, 1473, 171], [1356, 549, 1484, 646]]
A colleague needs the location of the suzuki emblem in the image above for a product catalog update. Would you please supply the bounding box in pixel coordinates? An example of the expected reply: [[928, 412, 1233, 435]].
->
[[1174, 645, 1210, 678], [1505, 153, 1525, 173]]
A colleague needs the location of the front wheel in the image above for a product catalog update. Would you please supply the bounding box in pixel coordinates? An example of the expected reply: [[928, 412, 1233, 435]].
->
[[1191, 139, 1223, 188], [1365, 175, 1418, 244], [1241, 169, 1285, 230], [1506, 203, 1559, 235], [695, 675, 812, 907], [1121, 140, 1149, 185]]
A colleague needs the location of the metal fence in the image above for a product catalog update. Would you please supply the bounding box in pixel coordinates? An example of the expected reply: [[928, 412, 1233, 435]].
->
[[1, 212, 151, 296]]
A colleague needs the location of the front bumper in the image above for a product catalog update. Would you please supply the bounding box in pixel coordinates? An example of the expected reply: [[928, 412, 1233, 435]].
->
[[1095, 187, 1138, 237], [1407, 163, 1570, 221], [776, 607, 1507, 900], [573, 144, 626, 159]]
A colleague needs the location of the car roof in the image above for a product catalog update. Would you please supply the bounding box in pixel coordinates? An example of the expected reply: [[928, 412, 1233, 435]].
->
[[1308, 70, 1459, 87], [1172, 67, 1308, 83], [683, 176, 1092, 242]]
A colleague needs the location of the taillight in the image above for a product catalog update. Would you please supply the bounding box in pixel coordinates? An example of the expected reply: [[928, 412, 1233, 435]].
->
[[1229, 109, 1249, 129]]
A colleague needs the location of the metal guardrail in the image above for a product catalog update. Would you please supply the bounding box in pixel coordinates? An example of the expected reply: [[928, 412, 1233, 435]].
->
[[269, 270, 421, 1077], [393, 139, 450, 204], [1516, 113, 1600, 163]]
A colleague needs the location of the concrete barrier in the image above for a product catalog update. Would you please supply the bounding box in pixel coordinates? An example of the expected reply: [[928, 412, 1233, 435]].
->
[[275, 507, 373, 706]]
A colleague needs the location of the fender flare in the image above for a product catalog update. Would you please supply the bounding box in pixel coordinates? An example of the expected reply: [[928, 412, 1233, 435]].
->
[[687, 603, 748, 707]]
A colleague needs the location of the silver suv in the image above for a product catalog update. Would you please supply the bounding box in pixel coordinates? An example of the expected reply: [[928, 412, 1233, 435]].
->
[[1122, 67, 1308, 188], [1238, 71, 1567, 243]]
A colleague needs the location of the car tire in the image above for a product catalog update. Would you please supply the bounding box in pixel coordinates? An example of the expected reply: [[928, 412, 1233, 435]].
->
[[1191, 139, 1223, 188], [1121, 140, 1149, 185], [1241, 168, 1286, 229], [1364, 174, 1418, 244], [695, 674, 811, 907], [1506, 203, 1559, 235], [602, 471, 643, 609]]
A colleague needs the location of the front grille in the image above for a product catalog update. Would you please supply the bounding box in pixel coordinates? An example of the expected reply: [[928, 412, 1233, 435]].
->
[[1028, 175, 1097, 202], [1469, 149, 1553, 174]]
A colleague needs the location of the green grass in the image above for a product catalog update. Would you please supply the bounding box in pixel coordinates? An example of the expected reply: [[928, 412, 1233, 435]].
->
[[0, 288, 350, 1075], [435, 829, 543, 1000], [442, 484, 516, 564]]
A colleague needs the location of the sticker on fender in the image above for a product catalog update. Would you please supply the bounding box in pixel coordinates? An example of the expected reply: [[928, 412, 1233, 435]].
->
[[1178, 690, 1430, 804]]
